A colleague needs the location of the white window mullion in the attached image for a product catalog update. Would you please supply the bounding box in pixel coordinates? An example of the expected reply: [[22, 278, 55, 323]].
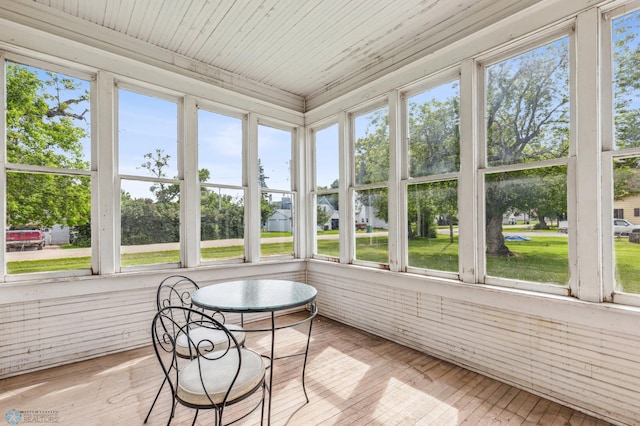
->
[[601, 9, 615, 301], [182, 95, 199, 268], [388, 90, 402, 272], [338, 111, 353, 264], [97, 71, 117, 274], [245, 113, 260, 262], [459, 59, 479, 284], [306, 127, 316, 259], [575, 8, 603, 302], [293, 126, 306, 259]]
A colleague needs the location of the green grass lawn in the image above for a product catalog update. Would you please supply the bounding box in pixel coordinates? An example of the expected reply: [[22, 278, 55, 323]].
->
[[7, 234, 640, 295], [486, 237, 569, 285], [614, 238, 640, 294]]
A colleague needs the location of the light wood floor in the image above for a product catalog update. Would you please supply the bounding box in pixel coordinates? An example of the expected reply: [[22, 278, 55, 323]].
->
[[0, 313, 612, 426]]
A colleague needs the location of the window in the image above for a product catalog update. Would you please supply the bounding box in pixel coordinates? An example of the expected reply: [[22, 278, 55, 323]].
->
[[313, 123, 340, 258], [482, 36, 570, 287], [405, 79, 460, 274], [118, 87, 180, 269], [610, 7, 640, 296], [353, 105, 389, 265], [258, 124, 294, 258], [198, 109, 245, 263], [4, 60, 92, 275]]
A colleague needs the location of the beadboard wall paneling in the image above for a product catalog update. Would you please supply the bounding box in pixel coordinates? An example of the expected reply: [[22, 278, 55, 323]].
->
[[307, 263, 640, 426], [0, 266, 306, 377]]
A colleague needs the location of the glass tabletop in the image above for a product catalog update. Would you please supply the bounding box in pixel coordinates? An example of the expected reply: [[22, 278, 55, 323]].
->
[[191, 279, 317, 313]]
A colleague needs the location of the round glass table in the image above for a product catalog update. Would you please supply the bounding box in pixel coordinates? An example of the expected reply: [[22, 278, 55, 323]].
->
[[191, 279, 318, 425]]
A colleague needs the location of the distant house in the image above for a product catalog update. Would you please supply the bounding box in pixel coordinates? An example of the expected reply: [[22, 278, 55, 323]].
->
[[317, 196, 339, 230], [613, 194, 640, 225], [266, 209, 292, 232], [354, 200, 388, 230]]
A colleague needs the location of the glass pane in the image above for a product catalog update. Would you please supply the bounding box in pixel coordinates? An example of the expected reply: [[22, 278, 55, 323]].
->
[[198, 110, 243, 186], [485, 38, 569, 166], [258, 125, 291, 190], [118, 89, 177, 177], [408, 81, 460, 177], [6, 172, 91, 274], [316, 193, 340, 257], [120, 179, 180, 267], [201, 187, 245, 262], [6, 62, 91, 170], [355, 106, 389, 185], [354, 188, 388, 264], [261, 191, 294, 258], [613, 10, 640, 150], [315, 124, 340, 258], [316, 124, 339, 190], [613, 157, 640, 294], [485, 165, 568, 284], [407, 180, 458, 272]]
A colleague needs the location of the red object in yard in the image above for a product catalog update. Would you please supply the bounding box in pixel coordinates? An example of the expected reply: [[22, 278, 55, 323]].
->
[[6, 225, 45, 251]]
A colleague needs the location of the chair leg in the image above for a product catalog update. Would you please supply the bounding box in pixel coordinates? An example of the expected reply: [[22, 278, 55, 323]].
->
[[191, 409, 199, 426], [144, 376, 168, 423]]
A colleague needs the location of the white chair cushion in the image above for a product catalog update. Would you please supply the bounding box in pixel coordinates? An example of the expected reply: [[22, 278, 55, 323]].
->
[[177, 348, 265, 406], [175, 324, 245, 358]]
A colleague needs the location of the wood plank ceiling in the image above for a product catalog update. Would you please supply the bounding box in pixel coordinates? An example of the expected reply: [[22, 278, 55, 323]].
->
[[27, 0, 542, 110]]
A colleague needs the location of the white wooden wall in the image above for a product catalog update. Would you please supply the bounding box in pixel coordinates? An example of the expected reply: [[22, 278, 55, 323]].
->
[[307, 261, 640, 425], [0, 262, 306, 377]]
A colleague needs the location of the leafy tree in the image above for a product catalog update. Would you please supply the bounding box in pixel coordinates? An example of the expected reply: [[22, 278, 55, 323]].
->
[[317, 204, 330, 228], [484, 40, 569, 255], [406, 90, 460, 241], [614, 12, 640, 150], [258, 158, 274, 227], [409, 97, 460, 176], [611, 12, 640, 202], [139, 149, 179, 203], [201, 189, 244, 240], [120, 190, 179, 245], [5, 63, 91, 228], [614, 159, 640, 200], [355, 109, 389, 186]]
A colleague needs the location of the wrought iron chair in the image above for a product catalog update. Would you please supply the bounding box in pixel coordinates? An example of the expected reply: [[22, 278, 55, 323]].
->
[[151, 306, 265, 425], [145, 275, 246, 423]]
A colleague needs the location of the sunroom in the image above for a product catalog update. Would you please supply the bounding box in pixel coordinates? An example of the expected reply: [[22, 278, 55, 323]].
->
[[0, 0, 639, 425]]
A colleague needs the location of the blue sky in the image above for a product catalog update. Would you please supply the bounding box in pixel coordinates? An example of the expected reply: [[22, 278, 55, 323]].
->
[[118, 89, 293, 199]]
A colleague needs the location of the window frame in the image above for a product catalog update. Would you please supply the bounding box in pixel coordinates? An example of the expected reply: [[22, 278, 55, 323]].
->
[[602, 1, 640, 306], [400, 70, 462, 279], [256, 119, 298, 261], [196, 101, 248, 266], [115, 80, 184, 273], [310, 119, 341, 262], [348, 99, 391, 268], [476, 27, 575, 296], [2, 52, 97, 281]]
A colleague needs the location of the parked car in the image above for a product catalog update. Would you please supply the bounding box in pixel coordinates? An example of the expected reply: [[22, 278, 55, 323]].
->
[[559, 219, 640, 236], [6, 225, 45, 251], [613, 219, 640, 236]]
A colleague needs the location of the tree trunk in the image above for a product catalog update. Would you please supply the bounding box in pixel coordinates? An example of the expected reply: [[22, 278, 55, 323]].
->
[[449, 223, 454, 243], [486, 214, 512, 256], [538, 216, 548, 229]]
